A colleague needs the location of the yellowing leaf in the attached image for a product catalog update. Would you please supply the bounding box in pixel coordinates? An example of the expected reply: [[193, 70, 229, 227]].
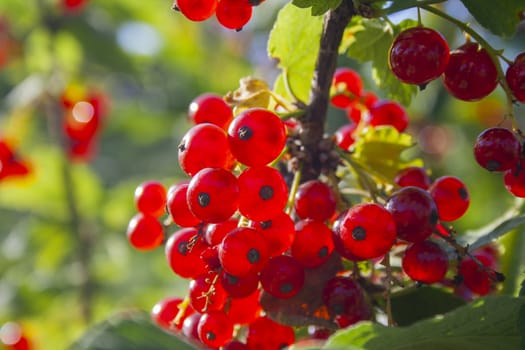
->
[[225, 77, 271, 115]]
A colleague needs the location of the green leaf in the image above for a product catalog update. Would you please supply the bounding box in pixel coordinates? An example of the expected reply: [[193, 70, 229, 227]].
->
[[70, 311, 195, 350], [292, 0, 342, 16], [520, 278, 525, 297], [460, 0, 524, 38], [341, 17, 418, 105], [391, 286, 466, 326], [268, 3, 324, 103], [325, 295, 525, 350]]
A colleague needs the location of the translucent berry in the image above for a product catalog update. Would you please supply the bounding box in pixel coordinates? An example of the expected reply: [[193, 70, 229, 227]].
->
[[165, 227, 208, 279], [151, 296, 194, 330], [429, 176, 470, 221], [389, 27, 450, 85], [197, 310, 234, 348], [219, 227, 269, 277], [459, 253, 495, 295], [204, 218, 238, 246], [215, 0, 253, 30], [246, 316, 295, 350], [394, 166, 432, 190], [222, 340, 249, 350], [322, 276, 371, 324], [126, 213, 164, 251], [166, 182, 201, 228], [220, 270, 259, 298], [294, 180, 337, 222], [368, 101, 408, 132], [188, 272, 228, 313], [188, 93, 233, 129], [175, 0, 218, 21], [505, 52, 525, 103], [291, 219, 334, 268], [134, 181, 167, 218], [442, 42, 498, 101], [473, 127, 521, 171], [182, 313, 202, 341], [334, 123, 357, 150], [402, 240, 449, 284], [330, 68, 363, 109], [252, 211, 296, 257], [503, 160, 525, 197], [259, 255, 305, 298], [226, 289, 261, 325]]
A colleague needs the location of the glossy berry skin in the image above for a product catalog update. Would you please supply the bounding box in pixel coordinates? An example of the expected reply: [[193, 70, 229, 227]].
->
[[252, 211, 296, 257], [216, 0, 253, 30], [335, 203, 396, 260], [394, 166, 432, 190], [166, 182, 201, 228], [197, 310, 234, 348], [188, 93, 233, 129], [389, 27, 450, 85], [222, 340, 249, 350], [429, 176, 470, 222], [189, 272, 228, 313], [506, 52, 525, 102], [151, 296, 194, 330], [442, 42, 498, 101], [227, 289, 261, 325], [204, 218, 238, 246], [182, 313, 202, 341], [134, 181, 167, 218], [459, 253, 495, 295], [219, 227, 269, 277], [330, 68, 363, 109], [187, 167, 239, 223], [259, 255, 305, 298], [178, 123, 232, 177], [126, 213, 164, 251], [175, 0, 218, 21], [334, 123, 357, 150], [165, 228, 208, 279], [291, 219, 334, 268], [368, 101, 408, 132], [220, 270, 259, 298], [228, 108, 286, 167], [322, 276, 369, 321], [294, 180, 337, 222], [474, 127, 521, 172], [246, 316, 295, 350], [386, 186, 438, 243], [238, 166, 288, 221], [402, 240, 449, 284], [504, 159, 525, 197]]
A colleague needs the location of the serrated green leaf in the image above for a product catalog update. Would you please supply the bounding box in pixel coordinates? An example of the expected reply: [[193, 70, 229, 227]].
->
[[350, 126, 424, 182], [70, 311, 195, 350], [341, 17, 418, 105], [325, 295, 525, 350], [292, 0, 342, 16], [268, 3, 324, 103], [460, 0, 524, 38]]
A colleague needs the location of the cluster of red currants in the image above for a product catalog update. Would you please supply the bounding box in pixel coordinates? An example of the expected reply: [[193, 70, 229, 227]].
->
[[59, 87, 109, 162], [0, 139, 31, 182], [171, 0, 264, 31]]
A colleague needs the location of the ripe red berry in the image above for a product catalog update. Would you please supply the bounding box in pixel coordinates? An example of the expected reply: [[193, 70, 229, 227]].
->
[[238, 166, 288, 221], [188, 93, 233, 129], [335, 203, 396, 260], [503, 159, 525, 197], [459, 253, 495, 295], [197, 310, 234, 348], [187, 167, 239, 223], [252, 211, 296, 257], [62, 0, 88, 13], [226, 289, 262, 325], [394, 166, 432, 190], [219, 227, 269, 277], [175, 0, 218, 21], [220, 270, 259, 298], [429, 176, 470, 222], [389, 27, 450, 85], [126, 213, 164, 250], [334, 123, 357, 150], [386, 186, 438, 243], [166, 182, 201, 228], [442, 42, 498, 101], [222, 340, 249, 350], [474, 127, 521, 171], [188, 272, 228, 313], [165, 227, 208, 279], [506, 52, 525, 102], [368, 100, 409, 132], [294, 180, 337, 222], [291, 219, 334, 268], [330, 68, 363, 109], [178, 123, 232, 177], [259, 255, 305, 298], [228, 108, 286, 167], [182, 313, 202, 341], [402, 240, 449, 284], [151, 296, 194, 330], [322, 276, 370, 324], [134, 181, 167, 218], [246, 317, 295, 350], [204, 218, 238, 246], [215, 0, 253, 30]]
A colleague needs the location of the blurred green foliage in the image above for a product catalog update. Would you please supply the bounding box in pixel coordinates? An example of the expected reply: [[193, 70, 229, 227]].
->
[[0, 1, 524, 349]]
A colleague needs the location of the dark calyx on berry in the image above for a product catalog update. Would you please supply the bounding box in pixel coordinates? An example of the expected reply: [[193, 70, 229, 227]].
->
[[198, 192, 211, 207], [238, 126, 253, 140], [352, 226, 366, 241], [247, 248, 260, 263], [259, 185, 274, 200]]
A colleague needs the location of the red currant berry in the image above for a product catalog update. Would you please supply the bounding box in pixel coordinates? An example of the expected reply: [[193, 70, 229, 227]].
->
[[332, 210, 364, 261], [506, 52, 525, 102], [238, 166, 288, 221], [151, 296, 194, 330], [246, 316, 295, 350], [291, 219, 334, 268], [182, 313, 202, 341], [220, 270, 259, 298], [219, 227, 269, 277], [474, 127, 521, 171], [389, 27, 450, 85], [228, 108, 286, 167], [402, 240, 449, 284], [222, 340, 249, 350], [216, 0, 253, 30], [178, 123, 232, 177], [175, 0, 218, 21], [187, 167, 239, 223], [252, 211, 296, 257], [294, 180, 337, 222], [334, 123, 357, 150], [165, 227, 208, 279], [259, 255, 305, 298], [189, 272, 228, 313], [63, 100, 100, 141], [0, 322, 32, 350], [197, 310, 234, 348], [226, 289, 262, 325], [442, 42, 498, 101], [204, 218, 238, 246], [126, 213, 164, 251], [459, 253, 495, 295], [335, 203, 396, 260], [429, 176, 470, 222], [322, 276, 370, 323], [394, 166, 432, 190], [134, 181, 167, 218], [386, 186, 438, 243], [166, 182, 201, 228], [330, 68, 363, 109], [503, 160, 525, 197], [368, 100, 408, 132], [188, 93, 233, 129]]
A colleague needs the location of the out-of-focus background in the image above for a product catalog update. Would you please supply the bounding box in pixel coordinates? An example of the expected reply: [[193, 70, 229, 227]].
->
[[0, 1, 524, 349]]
